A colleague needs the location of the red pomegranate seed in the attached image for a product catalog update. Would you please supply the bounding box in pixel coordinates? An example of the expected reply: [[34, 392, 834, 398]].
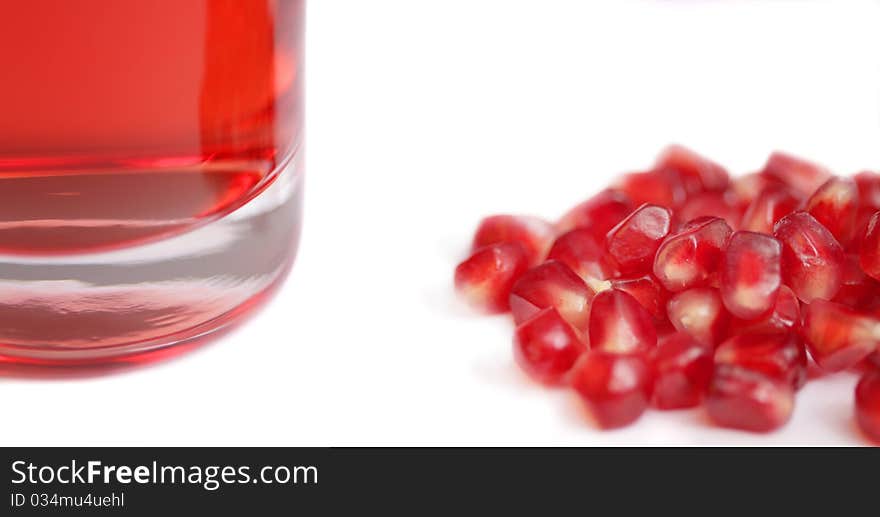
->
[[546, 228, 614, 287], [589, 288, 658, 353], [677, 191, 743, 229], [855, 370, 880, 444], [456, 148, 880, 442], [773, 211, 845, 302], [650, 332, 713, 409], [653, 216, 732, 292], [804, 176, 859, 247], [556, 189, 634, 237], [509, 260, 593, 332], [855, 171, 880, 229], [706, 365, 795, 432], [802, 299, 880, 372], [611, 274, 671, 324], [513, 307, 586, 385], [852, 209, 876, 251], [615, 170, 688, 208], [667, 287, 729, 347], [855, 171, 880, 209], [454, 243, 530, 313], [472, 214, 555, 265], [766, 284, 801, 329], [853, 172, 880, 251], [731, 172, 785, 208], [606, 203, 673, 276], [655, 144, 730, 193], [728, 285, 801, 338], [739, 186, 800, 234], [570, 350, 653, 429], [859, 211, 880, 281], [719, 231, 782, 320], [715, 332, 807, 390], [761, 151, 831, 199], [834, 254, 880, 308]]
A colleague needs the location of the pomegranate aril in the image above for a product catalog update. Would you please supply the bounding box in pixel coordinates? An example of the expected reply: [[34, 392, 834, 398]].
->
[[802, 299, 880, 372], [556, 189, 634, 237], [677, 192, 743, 230], [706, 365, 795, 432], [731, 172, 785, 209], [719, 231, 782, 320], [509, 260, 593, 332], [605, 203, 673, 276], [650, 332, 713, 409], [570, 350, 653, 429], [454, 243, 530, 313], [855, 370, 880, 444], [855, 171, 880, 209], [667, 287, 729, 347], [589, 288, 657, 353], [653, 216, 732, 292], [768, 285, 802, 330], [472, 214, 555, 265], [715, 332, 807, 390], [852, 208, 877, 253], [773, 211, 845, 302], [546, 228, 614, 287], [457, 148, 880, 443], [855, 171, 880, 243], [728, 285, 800, 338], [834, 254, 880, 308], [859, 211, 880, 281], [740, 186, 800, 234], [804, 176, 859, 247], [761, 151, 831, 199], [611, 274, 671, 324], [615, 170, 688, 208], [655, 144, 730, 193], [513, 307, 586, 385]]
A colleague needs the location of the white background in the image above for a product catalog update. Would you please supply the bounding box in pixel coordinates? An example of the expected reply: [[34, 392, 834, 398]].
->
[[4, 0, 880, 446]]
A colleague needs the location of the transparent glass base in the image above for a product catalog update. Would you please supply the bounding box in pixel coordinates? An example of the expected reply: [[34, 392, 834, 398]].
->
[[0, 154, 303, 365]]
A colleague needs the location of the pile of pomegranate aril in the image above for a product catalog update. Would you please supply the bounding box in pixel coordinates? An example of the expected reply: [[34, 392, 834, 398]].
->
[[454, 146, 880, 443]]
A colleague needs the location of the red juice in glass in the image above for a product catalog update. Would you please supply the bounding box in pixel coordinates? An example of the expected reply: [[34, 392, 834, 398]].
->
[[0, 0, 305, 362]]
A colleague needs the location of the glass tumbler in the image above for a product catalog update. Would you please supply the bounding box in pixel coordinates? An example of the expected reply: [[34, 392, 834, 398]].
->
[[0, 0, 305, 363]]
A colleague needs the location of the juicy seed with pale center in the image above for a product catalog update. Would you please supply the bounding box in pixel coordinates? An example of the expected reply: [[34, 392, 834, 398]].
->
[[805, 176, 859, 247], [773, 211, 845, 303], [650, 332, 713, 410], [556, 189, 634, 238], [653, 216, 732, 292], [513, 307, 587, 385], [761, 151, 831, 199], [472, 214, 555, 265], [606, 203, 673, 276], [455, 243, 530, 313], [802, 299, 880, 372], [667, 287, 729, 347], [509, 260, 593, 332], [714, 332, 807, 390], [706, 365, 795, 433], [719, 231, 782, 320], [589, 288, 658, 353], [570, 350, 653, 429], [547, 228, 614, 286], [739, 186, 800, 235]]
